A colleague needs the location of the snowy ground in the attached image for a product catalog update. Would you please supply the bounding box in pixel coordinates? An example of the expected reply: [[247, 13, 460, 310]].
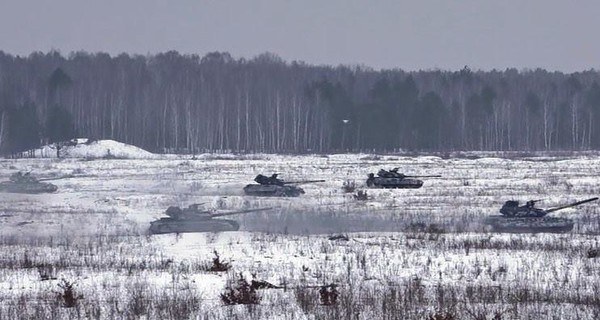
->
[[1, 152, 600, 319]]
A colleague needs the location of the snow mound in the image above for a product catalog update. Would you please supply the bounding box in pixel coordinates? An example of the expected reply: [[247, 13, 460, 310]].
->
[[35, 139, 158, 159]]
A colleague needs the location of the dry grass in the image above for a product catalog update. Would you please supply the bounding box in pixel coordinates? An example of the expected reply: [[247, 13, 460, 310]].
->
[[1, 154, 600, 319]]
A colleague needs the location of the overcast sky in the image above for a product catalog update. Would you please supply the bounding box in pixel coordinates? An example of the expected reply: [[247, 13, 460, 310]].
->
[[1, 0, 599, 72]]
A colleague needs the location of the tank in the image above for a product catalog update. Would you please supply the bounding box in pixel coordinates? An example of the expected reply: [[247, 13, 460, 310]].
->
[[484, 197, 598, 233], [243, 174, 325, 197], [149, 204, 272, 234], [0, 172, 58, 194], [366, 168, 440, 189]]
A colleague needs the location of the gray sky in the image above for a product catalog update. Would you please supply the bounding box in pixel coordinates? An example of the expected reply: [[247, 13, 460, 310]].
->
[[1, 0, 599, 71]]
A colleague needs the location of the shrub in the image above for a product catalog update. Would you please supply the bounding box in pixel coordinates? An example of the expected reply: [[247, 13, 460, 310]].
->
[[206, 250, 231, 272], [221, 274, 260, 305], [319, 284, 339, 306], [342, 180, 356, 193], [57, 279, 81, 308], [353, 190, 369, 201]]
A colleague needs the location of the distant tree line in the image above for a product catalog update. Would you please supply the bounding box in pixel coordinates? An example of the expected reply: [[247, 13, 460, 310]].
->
[[1, 50, 600, 155]]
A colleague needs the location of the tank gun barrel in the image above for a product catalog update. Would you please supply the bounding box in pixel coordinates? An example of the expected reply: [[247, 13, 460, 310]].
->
[[525, 199, 543, 206], [402, 175, 442, 178], [282, 180, 326, 185], [210, 207, 273, 217], [38, 174, 95, 182], [185, 203, 208, 211], [546, 197, 598, 213]]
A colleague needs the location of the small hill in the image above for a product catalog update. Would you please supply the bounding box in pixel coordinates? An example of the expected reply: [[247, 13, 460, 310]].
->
[[35, 139, 158, 159]]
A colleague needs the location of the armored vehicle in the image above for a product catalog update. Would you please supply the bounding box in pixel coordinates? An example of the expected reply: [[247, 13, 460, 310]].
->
[[149, 204, 272, 234], [485, 197, 598, 233], [243, 174, 325, 197], [366, 168, 440, 189], [0, 172, 59, 194]]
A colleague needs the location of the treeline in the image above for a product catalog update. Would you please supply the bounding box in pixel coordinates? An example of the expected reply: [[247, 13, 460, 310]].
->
[[1, 50, 600, 154]]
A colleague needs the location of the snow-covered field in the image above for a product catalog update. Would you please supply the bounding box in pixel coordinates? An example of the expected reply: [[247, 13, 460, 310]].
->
[[1, 151, 600, 319]]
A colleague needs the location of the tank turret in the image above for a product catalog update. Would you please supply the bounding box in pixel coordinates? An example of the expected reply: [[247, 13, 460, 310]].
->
[[366, 168, 440, 189], [0, 171, 59, 194], [149, 204, 272, 234], [485, 197, 598, 233], [243, 174, 325, 197]]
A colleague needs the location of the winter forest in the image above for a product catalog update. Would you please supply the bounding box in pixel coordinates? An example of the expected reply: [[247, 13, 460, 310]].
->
[[1, 50, 600, 155]]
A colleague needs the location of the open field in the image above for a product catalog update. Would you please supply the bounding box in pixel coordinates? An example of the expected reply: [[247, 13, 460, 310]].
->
[[1, 154, 600, 319]]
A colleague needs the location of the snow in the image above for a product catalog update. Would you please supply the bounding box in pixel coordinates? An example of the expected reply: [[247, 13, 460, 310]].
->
[[31, 138, 159, 159], [1, 153, 600, 318]]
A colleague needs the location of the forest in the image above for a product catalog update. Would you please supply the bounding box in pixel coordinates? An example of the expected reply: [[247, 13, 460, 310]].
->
[[1, 50, 600, 155]]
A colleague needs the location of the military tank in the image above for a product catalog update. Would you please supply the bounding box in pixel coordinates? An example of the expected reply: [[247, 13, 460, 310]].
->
[[484, 197, 598, 233], [366, 168, 441, 189], [0, 172, 59, 194], [243, 174, 325, 197], [149, 204, 272, 234]]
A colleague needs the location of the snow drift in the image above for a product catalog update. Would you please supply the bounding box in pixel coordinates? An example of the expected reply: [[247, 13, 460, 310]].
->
[[34, 138, 158, 159]]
